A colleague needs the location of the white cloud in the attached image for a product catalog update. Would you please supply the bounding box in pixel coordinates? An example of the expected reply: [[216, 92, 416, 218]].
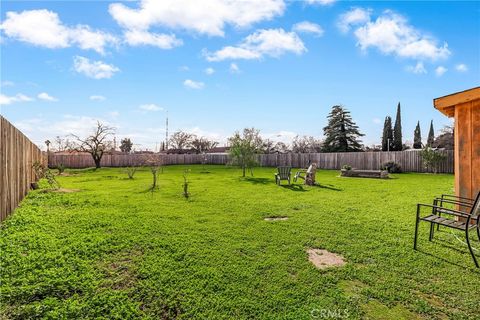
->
[[262, 130, 297, 144], [306, 0, 336, 6], [1, 80, 14, 87], [139, 103, 163, 111], [37, 92, 58, 101], [108, 111, 120, 118], [73, 56, 120, 79], [455, 63, 468, 72], [0, 9, 117, 54], [205, 28, 306, 61], [435, 66, 447, 77], [0, 93, 34, 105], [109, 0, 285, 37], [123, 29, 182, 49], [341, 9, 450, 61], [338, 7, 371, 33], [229, 63, 240, 73], [90, 95, 106, 101], [406, 61, 427, 74], [204, 67, 215, 75], [183, 79, 205, 89], [292, 21, 324, 37]]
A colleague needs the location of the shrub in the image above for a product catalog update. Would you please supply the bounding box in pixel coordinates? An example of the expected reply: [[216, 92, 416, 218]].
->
[[420, 147, 447, 174], [342, 165, 352, 171], [57, 163, 65, 175], [32, 161, 59, 189], [381, 161, 402, 173]]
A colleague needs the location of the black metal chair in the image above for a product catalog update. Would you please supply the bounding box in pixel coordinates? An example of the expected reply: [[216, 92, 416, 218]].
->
[[275, 166, 291, 185], [414, 191, 480, 267]]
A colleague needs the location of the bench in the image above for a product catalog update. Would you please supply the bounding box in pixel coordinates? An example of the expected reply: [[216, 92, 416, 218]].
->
[[340, 169, 389, 179]]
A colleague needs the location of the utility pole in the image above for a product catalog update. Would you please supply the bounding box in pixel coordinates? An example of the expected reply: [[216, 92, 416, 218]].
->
[[165, 110, 169, 150]]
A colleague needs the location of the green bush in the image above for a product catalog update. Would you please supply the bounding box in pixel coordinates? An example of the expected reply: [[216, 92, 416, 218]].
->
[[381, 161, 402, 173], [57, 163, 65, 175]]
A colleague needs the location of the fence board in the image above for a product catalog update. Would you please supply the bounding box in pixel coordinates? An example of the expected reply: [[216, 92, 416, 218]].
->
[[48, 150, 454, 173], [1, 116, 45, 221]]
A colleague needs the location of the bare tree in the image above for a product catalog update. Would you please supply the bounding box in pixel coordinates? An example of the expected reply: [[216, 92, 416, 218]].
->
[[191, 136, 218, 154], [54, 136, 74, 152], [273, 141, 289, 153], [169, 130, 194, 150], [292, 135, 322, 153], [71, 121, 115, 168]]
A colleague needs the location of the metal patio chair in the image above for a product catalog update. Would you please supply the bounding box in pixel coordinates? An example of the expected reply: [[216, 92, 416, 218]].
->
[[414, 191, 480, 267]]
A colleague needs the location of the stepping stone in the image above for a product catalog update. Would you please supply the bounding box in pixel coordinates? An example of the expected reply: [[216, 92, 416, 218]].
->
[[307, 248, 346, 269], [264, 216, 288, 221]]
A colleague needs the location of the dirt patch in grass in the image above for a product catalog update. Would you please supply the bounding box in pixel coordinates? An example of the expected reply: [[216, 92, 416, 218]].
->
[[307, 248, 346, 269], [264, 216, 289, 221], [98, 248, 143, 291], [53, 188, 81, 193]]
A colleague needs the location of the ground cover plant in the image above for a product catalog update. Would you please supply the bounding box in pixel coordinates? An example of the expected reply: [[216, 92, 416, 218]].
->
[[1, 165, 479, 319]]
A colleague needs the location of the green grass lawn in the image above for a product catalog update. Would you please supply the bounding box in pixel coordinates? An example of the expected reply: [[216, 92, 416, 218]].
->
[[1, 165, 479, 319]]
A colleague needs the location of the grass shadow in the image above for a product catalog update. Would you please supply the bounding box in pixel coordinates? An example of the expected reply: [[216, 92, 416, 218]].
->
[[280, 185, 309, 192], [242, 177, 272, 185], [313, 183, 343, 191], [415, 249, 479, 271]]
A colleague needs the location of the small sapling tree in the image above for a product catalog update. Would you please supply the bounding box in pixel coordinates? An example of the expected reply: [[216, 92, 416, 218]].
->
[[228, 128, 263, 177], [182, 169, 190, 199]]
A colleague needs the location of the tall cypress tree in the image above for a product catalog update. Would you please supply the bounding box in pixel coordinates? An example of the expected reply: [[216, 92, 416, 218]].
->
[[322, 105, 364, 152], [413, 121, 422, 149], [393, 102, 403, 151], [427, 120, 435, 147], [381, 116, 393, 151]]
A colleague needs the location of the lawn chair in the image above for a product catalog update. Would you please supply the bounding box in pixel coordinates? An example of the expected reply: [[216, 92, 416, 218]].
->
[[414, 191, 480, 267], [294, 163, 317, 186], [275, 166, 291, 185]]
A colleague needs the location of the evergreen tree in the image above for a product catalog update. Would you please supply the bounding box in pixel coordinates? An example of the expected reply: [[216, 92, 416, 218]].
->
[[427, 120, 435, 147], [392, 102, 403, 151], [413, 121, 422, 149], [120, 138, 133, 153], [322, 105, 364, 152], [381, 116, 393, 151]]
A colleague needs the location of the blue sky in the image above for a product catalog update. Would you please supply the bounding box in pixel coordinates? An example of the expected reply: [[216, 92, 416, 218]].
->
[[1, 0, 478, 150]]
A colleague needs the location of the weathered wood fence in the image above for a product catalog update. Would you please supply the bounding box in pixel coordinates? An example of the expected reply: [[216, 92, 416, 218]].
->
[[48, 150, 454, 173], [1, 116, 45, 221]]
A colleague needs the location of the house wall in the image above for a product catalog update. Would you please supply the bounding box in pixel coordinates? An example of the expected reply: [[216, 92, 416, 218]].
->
[[454, 99, 480, 200]]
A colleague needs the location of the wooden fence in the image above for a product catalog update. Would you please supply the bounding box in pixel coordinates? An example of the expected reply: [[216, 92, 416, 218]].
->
[[48, 150, 454, 173], [1, 116, 45, 221]]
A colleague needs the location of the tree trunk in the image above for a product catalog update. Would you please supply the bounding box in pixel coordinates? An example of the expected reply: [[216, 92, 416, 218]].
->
[[94, 157, 101, 169], [152, 170, 157, 188], [242, 165, 246, 177]]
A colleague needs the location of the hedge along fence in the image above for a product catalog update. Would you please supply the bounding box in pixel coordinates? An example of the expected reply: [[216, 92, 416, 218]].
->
[[1, 116, 46, 222], [48, 150, 454, 173]]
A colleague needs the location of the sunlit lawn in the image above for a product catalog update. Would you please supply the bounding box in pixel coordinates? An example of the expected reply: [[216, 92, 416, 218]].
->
[[1, 165, 479, 319]]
